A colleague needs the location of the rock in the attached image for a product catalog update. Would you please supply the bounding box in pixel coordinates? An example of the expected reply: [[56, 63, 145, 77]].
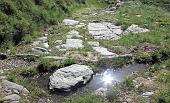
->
[[57, 39, 84, 50], [133, 77, 155, 91], [95, 88, 108, 97], [44, 33, 49, 36], [2, 94, 20, 103], [37, 98, 48, 103], [37, 37, 47, 42], [92, 47, 118, 57], [49, 64, 93, 91], [63, 19, 79, 26], [75, 23, 85, 28], [67, 30, 82, 38], [2, 80, 29, 94], [55, 40, 63, 44], [0, 53, 7, 60], [88, 41, 100, 47], [123, 24, 150, 35], [43, 43, 49, 49], [32, 47, 48, 53], [88, 22, 122, 40], [42, 56, 67, 61], [141, 92, 154, 98], [32, 41, 41, 46]]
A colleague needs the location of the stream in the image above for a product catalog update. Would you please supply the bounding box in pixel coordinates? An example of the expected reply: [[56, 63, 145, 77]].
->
[[35, 63, 147, 102]]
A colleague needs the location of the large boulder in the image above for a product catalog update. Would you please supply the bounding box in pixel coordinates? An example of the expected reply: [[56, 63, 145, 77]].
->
[[49, 64, 93, 91]]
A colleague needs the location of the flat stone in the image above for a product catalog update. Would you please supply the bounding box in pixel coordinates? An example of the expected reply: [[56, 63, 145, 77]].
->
[[67, 30, 82, 38], [2, 80, 29, 94], [92, 47, 118, 57], [75, 23, 85, 28], [88, 41, 100, 47], [63, 19, 79, 26], [123, 24, 150, 35], [142, 92, 154, 98], [2, 94, 20, 102], [57, 39, 84, 50], [88, 22, 122, 40], [49, 64, 93, 91], [37, 37, 47, 42]]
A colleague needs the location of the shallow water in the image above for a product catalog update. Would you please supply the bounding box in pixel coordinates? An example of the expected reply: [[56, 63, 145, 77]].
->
[[35, 63, 147, 103]]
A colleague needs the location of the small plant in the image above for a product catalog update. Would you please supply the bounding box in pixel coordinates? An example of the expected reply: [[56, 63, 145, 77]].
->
[[106, 87, 120, 102], [121, 76, 134, 91]]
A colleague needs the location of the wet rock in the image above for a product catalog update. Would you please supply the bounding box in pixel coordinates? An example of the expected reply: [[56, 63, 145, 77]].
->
[[56, 39, 84, 50], [0, 53, 7, 60], [37, 37, 47, 42], [63, 19, 79, 26], [49, 64, 93, 91], [95, 88, 108, 97], [88, 22, 122, 40], [32, 47, 48, 53], [88, 41, 100, 47], [92, 47, 118, 57], [141, 92, 154, 98], [2, 80, 29, 94], [123, 24, 150, 35], [2, 94, 20, 103]]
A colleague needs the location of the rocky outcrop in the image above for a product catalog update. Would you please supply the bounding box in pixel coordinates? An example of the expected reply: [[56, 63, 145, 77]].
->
[[49, 64, 93, 91]]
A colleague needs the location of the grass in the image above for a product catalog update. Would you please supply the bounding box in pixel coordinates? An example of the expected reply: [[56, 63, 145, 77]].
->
[[63, 95, 104, 103]]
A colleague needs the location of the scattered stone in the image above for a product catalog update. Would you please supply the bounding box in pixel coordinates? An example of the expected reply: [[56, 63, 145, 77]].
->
[[2, 80, 29, 94], [63, 19, 79, 26], [32, 47, 48, 53], [92, 47, 118, 57], [88, 41, 100, 47], [56, 39, 84, 50], [2, 94, 20, 103], [75, 23, 85, 28], [55, 40, 63, 44], [32, 41, 41, 46], [88, 22, 122, 40], [141, 92, 154, 98], [43, 43, 49, 49], [44, 33, 49, 36], [67, 30, 82, 38], [42, 56, 67, 61], [95, 88, 108, 97], [37, 37, 47, 42], [0, 53, 7, 60], [123, 24, 150, 35], [49, 64, 93, 91]]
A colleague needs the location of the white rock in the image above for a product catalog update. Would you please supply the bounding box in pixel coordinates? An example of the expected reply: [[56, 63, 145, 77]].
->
[[123, 24, 150, 35], [43, 43, 49, 49], [88, 41, 100, 47], [49, 64, 93, 91], [67, 30, 82, 38], [92, 47, 118, 57], [142, 92, 154, 98], [68, 30, 79, 35], [63, 19, 79, 26], [32, 47, 48, 53], [32, 41, 41, 46], [42, 56, 66, 61], [44, 33, 49, 36]]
